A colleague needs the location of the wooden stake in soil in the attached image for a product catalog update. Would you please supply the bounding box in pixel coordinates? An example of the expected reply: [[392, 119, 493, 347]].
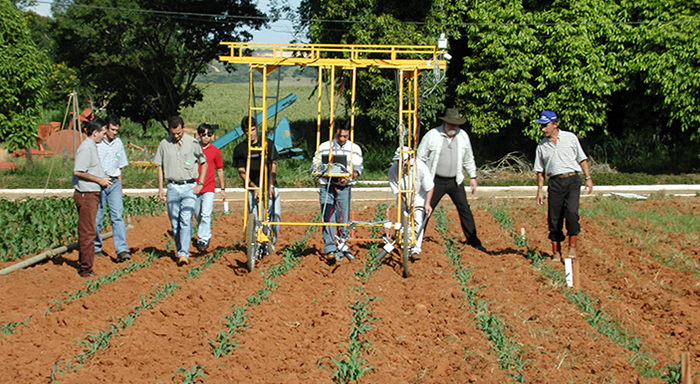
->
[[682, 352, 692, 384], [572, 257, 580, 289]]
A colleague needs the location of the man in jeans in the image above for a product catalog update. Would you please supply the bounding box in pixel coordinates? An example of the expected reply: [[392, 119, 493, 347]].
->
[[312, 119, 363, 264], [94, 114, 130, 262], [73, 118, 111, 277], [194, 123, 226, 252], [154, 116, 208, 266]]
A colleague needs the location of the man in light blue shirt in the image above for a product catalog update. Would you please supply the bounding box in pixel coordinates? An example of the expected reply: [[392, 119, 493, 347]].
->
[[95, 114, 130, 262]]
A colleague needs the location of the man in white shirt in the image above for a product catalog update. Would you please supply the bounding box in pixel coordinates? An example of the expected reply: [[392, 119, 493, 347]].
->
[[417, 108, 486, 253], [95, 114, 130, 262], [388, 147, 434, 260], [533, 110, 593, 261], [312, 119, 363, 264]]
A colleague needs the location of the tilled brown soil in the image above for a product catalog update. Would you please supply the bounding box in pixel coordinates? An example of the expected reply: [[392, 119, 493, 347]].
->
[[0, 198, 697, 383]]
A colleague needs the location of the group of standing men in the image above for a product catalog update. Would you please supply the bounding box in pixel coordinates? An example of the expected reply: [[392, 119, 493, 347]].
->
[[316, 108, 593, 265], [72, 107, 594, 276]]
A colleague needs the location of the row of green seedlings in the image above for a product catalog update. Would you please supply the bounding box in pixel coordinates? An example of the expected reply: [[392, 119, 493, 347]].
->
[[50, 248, 227, 382], [433, 209, 529, 383], [580, 199, 700, 277], [208, 215, 320, 358], [485, 202, 683, 383], [0, 251, 167, 338], [319, 205, 386, 384], [0, 196, 164, 262]]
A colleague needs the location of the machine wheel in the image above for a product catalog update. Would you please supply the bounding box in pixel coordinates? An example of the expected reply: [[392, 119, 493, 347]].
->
[[246, 216, 257, 272], [401, 211, 410, 278]]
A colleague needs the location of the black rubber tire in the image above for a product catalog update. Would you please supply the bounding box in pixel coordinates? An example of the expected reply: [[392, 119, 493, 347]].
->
[[246, 215, 257, 272]]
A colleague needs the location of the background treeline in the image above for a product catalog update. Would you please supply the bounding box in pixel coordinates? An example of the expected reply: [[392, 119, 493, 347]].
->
[[298, 0, 700, 173], [3, 0, 700, 175]]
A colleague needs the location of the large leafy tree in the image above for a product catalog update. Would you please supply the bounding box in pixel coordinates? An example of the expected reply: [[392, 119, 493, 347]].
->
[[298, 0, 700, 146], [0, 0, 50, 152], [52, 0, 266, 129], [298, 0, 450, 140]]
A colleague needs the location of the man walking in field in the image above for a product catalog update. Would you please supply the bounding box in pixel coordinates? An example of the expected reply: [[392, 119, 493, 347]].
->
[[417, 108, 486, 253], [312, 118, 363, 264], [194, 123, 226, 252], [233, 116, 281, 251], [533, 110, 593, 261], [154, 116, 208, 266], [73, 118, 112, 277], [94, 114, 130, 263], [388, 146, 434, 261]]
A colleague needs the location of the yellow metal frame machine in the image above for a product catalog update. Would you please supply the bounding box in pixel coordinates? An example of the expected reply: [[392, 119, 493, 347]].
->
[[219, 42, 447, 275]]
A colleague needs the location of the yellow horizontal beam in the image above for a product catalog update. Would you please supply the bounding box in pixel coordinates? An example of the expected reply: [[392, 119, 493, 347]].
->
[[219, 42, 447, 70]]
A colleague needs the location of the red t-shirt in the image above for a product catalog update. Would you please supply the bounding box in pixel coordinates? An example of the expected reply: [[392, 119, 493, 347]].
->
[[198, 143, 224, 193]]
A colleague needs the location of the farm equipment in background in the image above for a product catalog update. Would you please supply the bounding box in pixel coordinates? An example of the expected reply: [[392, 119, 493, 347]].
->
[[212, 93, 305, 159]]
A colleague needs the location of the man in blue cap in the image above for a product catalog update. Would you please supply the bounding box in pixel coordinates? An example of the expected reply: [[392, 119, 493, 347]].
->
[[533, 110, 593, 261]]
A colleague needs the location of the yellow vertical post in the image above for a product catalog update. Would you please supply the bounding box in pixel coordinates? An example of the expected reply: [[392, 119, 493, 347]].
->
[[315, 67, 323, 155]]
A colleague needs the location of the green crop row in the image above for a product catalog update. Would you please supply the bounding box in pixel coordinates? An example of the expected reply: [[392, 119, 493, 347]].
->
[[209, 218, 318, 358], [485, 203, 683, 382], [0, 196, 164, 262], [46, 250, 165, 315], [319, 206, 386, 384], [50, 248, 226, 382], [433, 209, 528, 383]]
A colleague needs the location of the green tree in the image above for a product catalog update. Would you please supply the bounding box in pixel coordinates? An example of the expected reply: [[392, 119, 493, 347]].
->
[[0, 0, 49, 152], [52, 0, 266, 130], [298, 0, 449, 140]]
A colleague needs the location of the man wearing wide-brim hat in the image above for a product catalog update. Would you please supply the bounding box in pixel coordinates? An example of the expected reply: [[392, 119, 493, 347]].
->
[[417, 108, 487, 253]]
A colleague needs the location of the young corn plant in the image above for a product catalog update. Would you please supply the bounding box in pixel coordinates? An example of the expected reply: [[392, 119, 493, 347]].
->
[[0, 317, 31, 336], [172, 364, 206, 384]]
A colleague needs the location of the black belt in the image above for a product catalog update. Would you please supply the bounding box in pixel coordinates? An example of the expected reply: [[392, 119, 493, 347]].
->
[[435, 175, 456, 180], [109, 176, 119, 183], [168, 179, 196, 185], [549, 172, 577, 179]]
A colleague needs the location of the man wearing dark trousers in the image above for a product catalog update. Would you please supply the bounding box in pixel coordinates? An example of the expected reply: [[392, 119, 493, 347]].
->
[[417, 108, 486, 253], [73, 118, 111, 277], [534, 110, 593, 261]]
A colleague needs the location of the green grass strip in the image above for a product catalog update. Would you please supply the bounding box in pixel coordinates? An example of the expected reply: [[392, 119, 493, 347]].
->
[[485, 203, 668, 380], [50, 248, 226, 382], [434, 209, 528, 383]]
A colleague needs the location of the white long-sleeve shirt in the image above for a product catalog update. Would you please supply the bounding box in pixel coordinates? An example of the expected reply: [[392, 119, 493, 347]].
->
[[417, 125, 477, 185]]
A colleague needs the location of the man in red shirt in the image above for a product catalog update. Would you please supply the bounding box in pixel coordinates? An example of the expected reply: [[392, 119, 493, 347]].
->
[[194, 123, 226, 252]]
